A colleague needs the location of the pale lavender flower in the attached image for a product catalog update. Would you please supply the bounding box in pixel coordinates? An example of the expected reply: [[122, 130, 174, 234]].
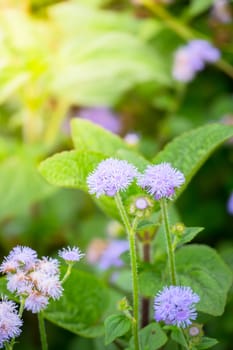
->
[[138, 162, 185, 200], [154, 286, 200, 328], [135, 197, 149, 210], [124, 133, 140, 146], [0, 298, 22, 348], [0, 246, 37, 273], [211, 0, 232, 23], [87, 158, 138, 198], [7, 272, 33, 295], [58, 246, 84, 263], [79, 106, 121, 134], [227, 192, 233, 215], [36, 257, 60, 276], [188, 40, 220, 63], [25, 292, 49, 314], [99, 240, 129, 270], [37, 275, 63, 300], [173, 40, 220, 82]]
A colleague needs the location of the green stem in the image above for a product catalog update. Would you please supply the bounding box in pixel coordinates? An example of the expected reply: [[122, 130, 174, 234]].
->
[[115, 193, 141, 350], [141, 0, 233, 79], [160, 198, 177, 285], [61, 263, 73, 284], [38, 312, 48, 350]]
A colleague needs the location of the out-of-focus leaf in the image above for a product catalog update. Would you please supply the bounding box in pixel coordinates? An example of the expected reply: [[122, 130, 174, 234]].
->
[[44, 269, 117, 338], [104, 313, 131, 345], [176, 244, 233, 316], [186, 0, 215, 18]]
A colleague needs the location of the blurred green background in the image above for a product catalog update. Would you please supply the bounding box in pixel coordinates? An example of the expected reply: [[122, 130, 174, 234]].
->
[[0, 0, 232, 349]]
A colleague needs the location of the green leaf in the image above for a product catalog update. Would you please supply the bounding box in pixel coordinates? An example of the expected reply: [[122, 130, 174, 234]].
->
[[71, 119, 130, 155], [170, 328, 187, 347], [139, 269, 164, 297], [176, 227, 204, 246], [104, 313, 131, 345], [186, 0, 215, 18], [153, 124, 233, 199], [39, 150, 105, 191], [0, 143, 54, 219], [176, 244, 233, 316], [139, 323, 167, 350], [196, 337, 218, 350], [44, 269, 116, 338]]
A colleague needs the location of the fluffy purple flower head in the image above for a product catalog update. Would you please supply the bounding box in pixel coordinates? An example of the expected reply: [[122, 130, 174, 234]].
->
[[99, 240, 129, 270], [227, 192, 233, 215], [138, 162, 185, 200], [173, 40, 220, 82], [154, 286, 200, 328], [0, 298, 23, 348], [58, 246, 84, 263], [79, 106, 121, 134], [25, 292, 49, 314], [0, 246, 37, 273], [36, 257, 59, 276], [87, 158, 138, 198]]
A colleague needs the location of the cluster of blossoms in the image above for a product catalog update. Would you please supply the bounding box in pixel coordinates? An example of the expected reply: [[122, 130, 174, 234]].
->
[[0, 298, 22, 348], [0, 246, 84, 314], [154, 286, 200, 328], [87, 158, 185, 201], [172, 39, 220, 82]]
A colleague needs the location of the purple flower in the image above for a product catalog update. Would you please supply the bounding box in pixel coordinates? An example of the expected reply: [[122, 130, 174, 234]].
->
[[79, 106, 121, 134], [154, 286, 200, 328], [173, 40, 220, 82], [99, 240, 129, 270], [36, 257, 60, 276], [0, 298, 22, 348], [138, 162, 185, 200], [25, 292, 49, 314], [124, 133, 140, 146], [227, 192, 233, 215], [87, 158, 138, 198], [211, 0, 232, 23], [0, 246, 37, 273], [58, 246, 84, 263]]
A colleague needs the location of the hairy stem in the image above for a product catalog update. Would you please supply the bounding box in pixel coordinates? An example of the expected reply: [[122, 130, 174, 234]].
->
[[141, 233, 151, 327], [38, 312, 48, 350], [115, 193, 141, 350], [61, 263, 73, 284], [160, 198, 177, 285]]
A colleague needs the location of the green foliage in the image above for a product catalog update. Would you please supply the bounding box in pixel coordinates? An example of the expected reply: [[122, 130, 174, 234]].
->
[[153, 124, 233, 199], [186, 0, 215, 18], [195, 337, 218, 350], [44, 268, 118, 338], [71, 119, 130, 155], [138, 323, 167, 350], [176, 244, 233, 316], [104, 313, 131, 345], [39, 150, 105, 190], [175, 227, 204, 247]]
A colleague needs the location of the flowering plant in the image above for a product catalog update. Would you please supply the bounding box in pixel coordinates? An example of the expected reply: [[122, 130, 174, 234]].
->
[[33, 120, 233, 350]]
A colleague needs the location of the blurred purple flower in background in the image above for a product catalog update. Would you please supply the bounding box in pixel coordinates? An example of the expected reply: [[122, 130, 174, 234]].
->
[[79, 106, 121, 134], [173, 40, 220, 82], [211, 0, 232, 23], [227, 192, 233, 215], [98, 240, 129, 270]]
